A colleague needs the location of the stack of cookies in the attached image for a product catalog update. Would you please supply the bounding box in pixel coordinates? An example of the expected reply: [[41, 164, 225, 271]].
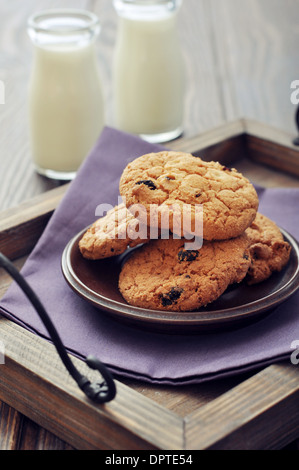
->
[[79, 151, 291, 312]]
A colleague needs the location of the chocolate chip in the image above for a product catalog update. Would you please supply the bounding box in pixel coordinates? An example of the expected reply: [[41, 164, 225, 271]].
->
[[223, 166, 232, 172], [178, 250, 199, 262], [165, 175, 175, 180], [160, 287, 183, 306], [195, 193, 201, 198], [135, 180, 157, 190], [110, 248, 114, 252], [185, 275, 191, 279], [243, 253, 249, 260]]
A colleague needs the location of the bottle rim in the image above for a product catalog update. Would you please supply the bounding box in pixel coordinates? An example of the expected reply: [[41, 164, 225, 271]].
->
[[113, 0, 183, 19], [114, 0, 179, 4], [27, 9, 99, 35]]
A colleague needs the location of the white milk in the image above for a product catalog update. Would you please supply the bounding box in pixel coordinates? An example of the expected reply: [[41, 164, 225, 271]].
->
[[113, 7, 184, 142], [29, 43, 104, 178], [27, 10, 104, 179]]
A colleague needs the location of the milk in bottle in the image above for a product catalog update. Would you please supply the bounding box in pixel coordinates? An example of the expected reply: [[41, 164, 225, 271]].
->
[[113, 0, 185, 143], [28, 9, 105, 179]]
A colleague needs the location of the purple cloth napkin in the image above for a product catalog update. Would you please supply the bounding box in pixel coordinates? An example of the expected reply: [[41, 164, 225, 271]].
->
[[0, 126, 299, 385]]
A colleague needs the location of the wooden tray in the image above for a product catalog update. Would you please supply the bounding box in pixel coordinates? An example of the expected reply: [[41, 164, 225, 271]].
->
[[0, 119, 298, 450]]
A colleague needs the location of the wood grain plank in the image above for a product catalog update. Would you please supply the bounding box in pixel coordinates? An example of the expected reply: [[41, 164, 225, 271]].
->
[[0, 317, 184, 450], [0, 184, 68, 260], [0, 256, 27, 299], [176, 0, 228, 134], [121, 371, 257, 418], [209, 0, 299, 136], [244, 119, 299, 177], [0, 411, 74, 450], [18, 419, 74, 450], [185, 363, 299, 450], [0, 402, 22, 450]]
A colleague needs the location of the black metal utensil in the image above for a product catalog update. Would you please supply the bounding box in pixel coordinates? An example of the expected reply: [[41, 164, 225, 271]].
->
[[0, 252, 116, 404], [293, 105, 299, 146]]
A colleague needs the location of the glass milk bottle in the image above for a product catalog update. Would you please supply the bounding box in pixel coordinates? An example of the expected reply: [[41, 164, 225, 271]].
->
[[112, 0, 185, 143], [27, 9, 105, 180]]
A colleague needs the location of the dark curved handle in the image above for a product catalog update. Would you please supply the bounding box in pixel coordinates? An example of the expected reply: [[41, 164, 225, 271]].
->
[[83, 355, 116, 402], [0, 252, 116, 404], [294, 105, 299, 146]]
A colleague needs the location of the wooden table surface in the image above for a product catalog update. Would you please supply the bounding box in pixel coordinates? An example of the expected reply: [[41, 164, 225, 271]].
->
[[0, 0, 298, 450]]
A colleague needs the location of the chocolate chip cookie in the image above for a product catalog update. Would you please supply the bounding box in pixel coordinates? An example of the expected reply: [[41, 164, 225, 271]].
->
[[79, 203, 149, 260], [119, 151, 259, 241], [118, 234, 251, 312], [245, 213, 291, 284]]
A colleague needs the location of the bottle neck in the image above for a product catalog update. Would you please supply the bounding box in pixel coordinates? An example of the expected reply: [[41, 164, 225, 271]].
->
[[113, 0, 182, 21], [27, 9, 100, 50]]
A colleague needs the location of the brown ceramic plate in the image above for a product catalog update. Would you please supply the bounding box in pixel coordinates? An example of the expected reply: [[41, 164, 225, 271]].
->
[[61, 227, 299, 333]]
